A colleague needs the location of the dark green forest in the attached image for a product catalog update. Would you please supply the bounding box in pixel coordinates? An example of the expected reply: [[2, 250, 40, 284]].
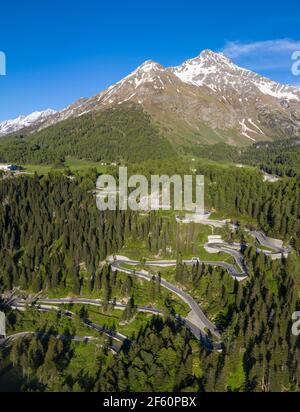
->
[[0, 105, 177, 164], [240, 138, 300, 177]]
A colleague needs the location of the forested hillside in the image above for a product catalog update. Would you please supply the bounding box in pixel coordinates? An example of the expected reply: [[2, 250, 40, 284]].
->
[[1, 165, 300, 294], [0, 105, 177, 164], [240, 138, 300, 177], [198, 163, 300, 252], [0, 167, 299, 392], [183, 139, 300, 178], [1, 250, 300, 392]]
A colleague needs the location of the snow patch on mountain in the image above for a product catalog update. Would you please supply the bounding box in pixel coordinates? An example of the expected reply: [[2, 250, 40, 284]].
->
[[171, 50, 300, 102], [239, 119, 257, 141], [255, 80, 299, 101], [171, 50, 242, 87]]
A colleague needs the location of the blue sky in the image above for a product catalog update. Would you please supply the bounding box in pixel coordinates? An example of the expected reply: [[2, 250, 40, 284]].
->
[[0, 0, 300, 121]]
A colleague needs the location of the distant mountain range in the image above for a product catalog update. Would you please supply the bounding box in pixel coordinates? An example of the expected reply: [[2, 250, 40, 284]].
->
[[0, 109, 56, 137], [1, 50, 300, 146]]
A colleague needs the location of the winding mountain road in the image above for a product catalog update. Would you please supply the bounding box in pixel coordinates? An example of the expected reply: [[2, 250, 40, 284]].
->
[[108, 224, 291, 348], [0, 331, 119, 354], [9, 296, 219, 348], [21, 297, 162, 316], [110, 257, 222, 343], [3, 217, 291, 353], [10, 301, 128, 349]]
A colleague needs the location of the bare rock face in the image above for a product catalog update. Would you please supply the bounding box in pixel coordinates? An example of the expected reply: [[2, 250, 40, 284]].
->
[[170, 50, 300, 142], [2, 50, 300, 146]]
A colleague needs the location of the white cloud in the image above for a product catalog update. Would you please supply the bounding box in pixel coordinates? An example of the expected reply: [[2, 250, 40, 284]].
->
[[222, 39, 300, 59]]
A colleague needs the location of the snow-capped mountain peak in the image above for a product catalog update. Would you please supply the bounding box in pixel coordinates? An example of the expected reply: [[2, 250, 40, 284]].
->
[[0, 109, 57, 137], [1, 50, 300, 144], [135, 60, 164, 72], [171, 50, 300, 102], [91, 59, 168, 107], [198, 49, 235, 67], [33, 51, 300, 143], [171, 49, 241, 88], [119, 59, 165, 89]]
